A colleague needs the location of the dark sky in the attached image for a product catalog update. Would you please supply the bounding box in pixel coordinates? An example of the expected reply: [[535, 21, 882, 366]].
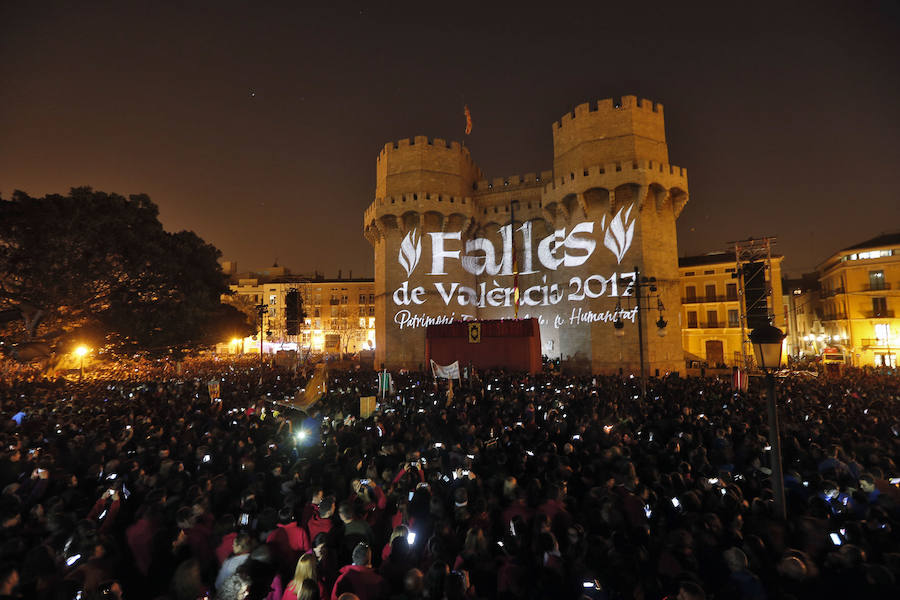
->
[[2, 1, 899, 278]]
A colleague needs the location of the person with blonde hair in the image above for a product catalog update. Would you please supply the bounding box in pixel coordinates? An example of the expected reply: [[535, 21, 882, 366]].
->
[[382, 524, 409, 561], [283, 553, 325, 600]]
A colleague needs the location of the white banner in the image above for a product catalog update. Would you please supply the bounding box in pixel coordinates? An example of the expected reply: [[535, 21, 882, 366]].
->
[[431, 359, 460, 380]]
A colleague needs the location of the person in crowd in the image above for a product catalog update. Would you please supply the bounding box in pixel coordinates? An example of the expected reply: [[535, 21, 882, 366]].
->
[[331, 543, 389, 600], [284, 553, 325, 600], [216, 531, 254, 590]]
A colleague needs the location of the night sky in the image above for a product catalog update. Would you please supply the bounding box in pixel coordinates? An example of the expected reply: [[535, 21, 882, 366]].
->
[[2, 1, 899, 278]]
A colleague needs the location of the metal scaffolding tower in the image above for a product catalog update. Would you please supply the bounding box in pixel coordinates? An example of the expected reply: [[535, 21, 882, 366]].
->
[[731, 237, 777, 370]]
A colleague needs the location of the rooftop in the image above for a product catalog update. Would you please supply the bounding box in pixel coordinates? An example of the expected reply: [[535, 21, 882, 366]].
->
[[839, 232, 900, 253], [678, 252, 735, 268], [679, 251, 784, 269]]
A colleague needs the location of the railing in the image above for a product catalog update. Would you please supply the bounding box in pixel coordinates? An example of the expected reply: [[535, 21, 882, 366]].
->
[[863, 310, 895, 318], [822, 287, 846, 298], [822, 313, 848, 320], [682, 295, 740, 304], [862, 338, 894, 348], [861, 282, 891, 292], [686, 322, 736, 329]]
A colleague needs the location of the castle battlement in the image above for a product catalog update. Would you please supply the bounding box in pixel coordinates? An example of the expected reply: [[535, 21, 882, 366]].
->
[[377, 136, 475, 165], [543, 159, 687, 195], [364, 192, 475, 227], [541, 159, 688, 217], [472, 170, 554, 192], [548, 159, 686, 188], [552, 95, 663, 131]]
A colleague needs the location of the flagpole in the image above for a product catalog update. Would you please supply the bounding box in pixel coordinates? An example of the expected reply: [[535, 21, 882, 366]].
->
[[511, 200, 520, 320]]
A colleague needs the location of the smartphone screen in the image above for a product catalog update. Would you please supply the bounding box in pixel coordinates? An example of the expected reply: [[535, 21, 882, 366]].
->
[[829, 532, 842, 546], [240, 513, 249, 526]]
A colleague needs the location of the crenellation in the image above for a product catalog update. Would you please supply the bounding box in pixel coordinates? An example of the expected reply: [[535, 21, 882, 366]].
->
[[620, 95, 637, 108], [472, 171, 551, 192]]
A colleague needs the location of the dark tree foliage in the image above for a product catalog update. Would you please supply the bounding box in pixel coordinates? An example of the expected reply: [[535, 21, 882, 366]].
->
[[0, 187, 252, 354]]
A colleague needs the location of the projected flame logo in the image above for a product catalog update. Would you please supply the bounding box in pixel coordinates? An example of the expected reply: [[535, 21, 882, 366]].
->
[[398, 229, 422, 277], [603, 205, 635, 264]]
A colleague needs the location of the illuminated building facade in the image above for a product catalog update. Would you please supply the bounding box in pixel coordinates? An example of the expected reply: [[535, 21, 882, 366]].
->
[[365, 96, 689, 373], [818, 233, 900, 367], [678, 252, 784, 367], [225, 270, 376, 355], [782, 273, 822, 359]]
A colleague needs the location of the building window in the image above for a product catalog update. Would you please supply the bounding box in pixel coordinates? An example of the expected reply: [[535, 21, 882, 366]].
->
[[726, 283, 738, 300], [706, 310, 718, 327], [728, 309, 739, 328], [359, 294, 367, 304], [875, 323, 890, 343], [869, 270, 886, 291], [705, 284, 717, 301], [359, 307, 366, 317], [369, 294, 375, 304], [704, 269, 715, 275], [687, 311, 698, 328], [872, 297, 888, 317], [685, 286, 696, 301], [269, 294, 277, 305], [685, 271, 695, 277], [369, 306, 375, 316]]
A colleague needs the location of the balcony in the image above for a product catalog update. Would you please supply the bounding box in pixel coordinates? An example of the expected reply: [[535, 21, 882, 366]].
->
[[822, 287, 846, 298], [861, 282, 891, 292], [685, 321, 732, 329], [863, 310, 895, 319], [682, 294, 740, 304], [822, 313, 848, 321], [862, 338, 894, 348]]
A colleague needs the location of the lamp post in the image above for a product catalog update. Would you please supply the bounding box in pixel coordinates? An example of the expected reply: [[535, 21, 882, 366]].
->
[[74, 345, 89, 380], [749, 324, 787, 520], [256, 304, 267, 370], [617, 267, 668, 400]]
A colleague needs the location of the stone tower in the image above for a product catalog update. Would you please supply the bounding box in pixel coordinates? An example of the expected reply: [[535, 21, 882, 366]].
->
[[365, 96, 689, 374], [364, 137, 483, 370]]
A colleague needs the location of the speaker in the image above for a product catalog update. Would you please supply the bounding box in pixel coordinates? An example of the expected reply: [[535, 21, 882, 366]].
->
[[285, 289, 301, 335], [743, 262, 769, 329]]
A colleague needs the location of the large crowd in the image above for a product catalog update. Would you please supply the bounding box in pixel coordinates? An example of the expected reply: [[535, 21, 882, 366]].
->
[[1, 358, 899, 600]]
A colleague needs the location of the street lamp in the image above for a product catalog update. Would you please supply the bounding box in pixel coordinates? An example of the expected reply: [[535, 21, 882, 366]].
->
[[256, 304, 267, 369], [617, 268, 668, 400], [749, 324, 787, 520], [74, 345, 89, 380]]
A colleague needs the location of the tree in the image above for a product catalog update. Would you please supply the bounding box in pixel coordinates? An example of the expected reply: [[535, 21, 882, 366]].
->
[[0, 187, 252, 354]]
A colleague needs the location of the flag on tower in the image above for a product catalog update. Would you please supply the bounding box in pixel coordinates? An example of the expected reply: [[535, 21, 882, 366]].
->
[[464, 105, 472, 135], [513, 247, 520, 319]]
